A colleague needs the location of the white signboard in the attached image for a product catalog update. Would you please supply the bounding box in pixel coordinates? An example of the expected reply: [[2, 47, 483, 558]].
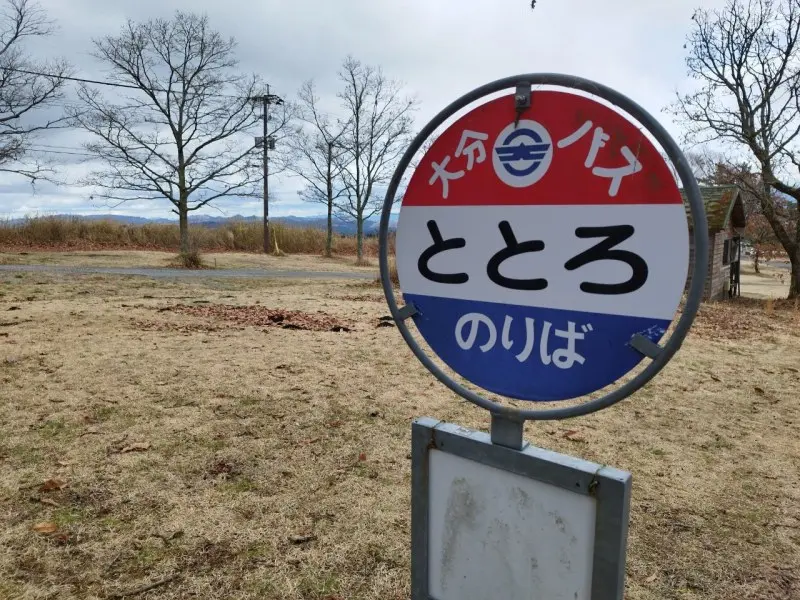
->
[[428, 449, 596, 600], [412, 418, 631, 600]]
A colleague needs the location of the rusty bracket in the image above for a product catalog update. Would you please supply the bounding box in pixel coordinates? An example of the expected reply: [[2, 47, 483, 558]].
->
[[514, 82, 531, 128], [397, 302, 418, 321]]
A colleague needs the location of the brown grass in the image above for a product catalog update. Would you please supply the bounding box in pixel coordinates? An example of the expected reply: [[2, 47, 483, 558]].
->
[[1, 268, 799, 599], [0, 250, 379, 273], [387, 258, 399, 286], [0, 216, 395, 257]]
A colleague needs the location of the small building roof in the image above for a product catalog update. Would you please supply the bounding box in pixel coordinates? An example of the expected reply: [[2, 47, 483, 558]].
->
[[680, 185, 747, 231]]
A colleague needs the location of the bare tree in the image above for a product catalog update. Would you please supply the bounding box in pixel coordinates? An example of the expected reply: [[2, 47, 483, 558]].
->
[[746, 212, 786, 271], [0, 0, 70, 180], [686, 153, 795, 272], [685, 149, 732, 185], [285, 80, 349, 257], [671, 0, 800, 298], [71, 11, 291, 256], [335, 56, 416, 262]]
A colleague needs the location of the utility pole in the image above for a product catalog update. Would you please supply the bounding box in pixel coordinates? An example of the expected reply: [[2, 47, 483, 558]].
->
[[251, 86, 283, 254]]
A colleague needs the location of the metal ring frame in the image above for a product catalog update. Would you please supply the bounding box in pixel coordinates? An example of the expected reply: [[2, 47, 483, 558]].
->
[[378, 73, 709, 421]]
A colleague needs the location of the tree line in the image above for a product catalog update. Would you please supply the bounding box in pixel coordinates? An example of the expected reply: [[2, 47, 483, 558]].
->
[[2, 0, 800, 296]]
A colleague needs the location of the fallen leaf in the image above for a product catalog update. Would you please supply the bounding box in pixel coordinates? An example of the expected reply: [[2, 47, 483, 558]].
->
[[38, 497, 61, 507], [358, 452, 367, 462], [121, 442, 151, 453], [39, 478, 67, 492], [289, 534, 317, 544], [754, 386, 766, 395], [645, 572, 658, 583], [326, 420, 342, 428], [32, 522, 58, 534], [562, 429, 586, 442]]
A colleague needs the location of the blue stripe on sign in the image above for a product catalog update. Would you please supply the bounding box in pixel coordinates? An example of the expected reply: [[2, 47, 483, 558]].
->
[[404, 293, 671, 402], [498, 153, 549, 162], [494, 149, 550, 161], [496, 143, 551, 153]]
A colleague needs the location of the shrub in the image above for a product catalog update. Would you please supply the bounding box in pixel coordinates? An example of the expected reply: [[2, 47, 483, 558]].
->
[[177, 249, 205, 269]]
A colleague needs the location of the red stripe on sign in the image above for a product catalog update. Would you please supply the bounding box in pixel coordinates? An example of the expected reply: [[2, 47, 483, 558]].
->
[[403, 91, 682, 207]]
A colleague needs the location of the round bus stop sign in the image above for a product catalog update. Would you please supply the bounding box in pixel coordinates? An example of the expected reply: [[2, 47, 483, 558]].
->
[[394, 90, 690, 402]]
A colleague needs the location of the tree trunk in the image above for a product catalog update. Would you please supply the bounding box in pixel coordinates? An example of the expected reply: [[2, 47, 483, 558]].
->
[[179, 198, 190, 256], [325, 177, 333, 258], [790, 251, 800, 299], [753, 250, 761, 274], [356, 214, 364, 262], [793, 214, 800, 299], [325, 198, 333, 258]]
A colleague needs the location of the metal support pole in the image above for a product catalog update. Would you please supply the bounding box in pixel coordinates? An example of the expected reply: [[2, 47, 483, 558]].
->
[[490, 413, 527, 450], [262, 90, 270, 254]]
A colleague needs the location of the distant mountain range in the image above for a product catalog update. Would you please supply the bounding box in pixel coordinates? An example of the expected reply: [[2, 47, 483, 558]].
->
[[6, 213, 400, 236]]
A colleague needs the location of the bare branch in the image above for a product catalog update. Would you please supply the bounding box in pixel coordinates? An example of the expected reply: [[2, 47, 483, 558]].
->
[[334, 56, 417, 258], [670, 0, 800, 296], [71, 11, 275, 253], [0, 0, 70, 180]]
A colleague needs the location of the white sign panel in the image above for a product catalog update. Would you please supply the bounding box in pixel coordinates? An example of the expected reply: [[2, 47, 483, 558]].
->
[[411, 419, 632, 600], [428, 449, 596, 600]]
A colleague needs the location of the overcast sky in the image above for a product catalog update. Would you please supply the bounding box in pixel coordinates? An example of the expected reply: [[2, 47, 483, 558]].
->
[[0, 0, 727, 220]]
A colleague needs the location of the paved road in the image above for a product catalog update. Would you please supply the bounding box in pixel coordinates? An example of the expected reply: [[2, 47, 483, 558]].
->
[[0, 264, 376, 280]]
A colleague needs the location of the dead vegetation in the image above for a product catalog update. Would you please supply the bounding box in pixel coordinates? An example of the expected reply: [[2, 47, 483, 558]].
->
[[0, 216, 395, 257], [157, 304, 354, 332], [0, 268, 798, 600]]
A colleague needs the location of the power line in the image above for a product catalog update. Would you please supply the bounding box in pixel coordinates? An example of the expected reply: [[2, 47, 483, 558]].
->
[[4, 66, 274, 101], [28, 146, 96, 157], [6, 67, 141, 90], [30, 143, 88, 151]]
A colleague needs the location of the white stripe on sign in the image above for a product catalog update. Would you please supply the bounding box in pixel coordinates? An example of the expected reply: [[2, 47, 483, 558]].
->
[[396, 204, 689, 320]]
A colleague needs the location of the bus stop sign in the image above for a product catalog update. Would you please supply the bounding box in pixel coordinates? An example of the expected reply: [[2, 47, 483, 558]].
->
[[394, 90, 690, 402]]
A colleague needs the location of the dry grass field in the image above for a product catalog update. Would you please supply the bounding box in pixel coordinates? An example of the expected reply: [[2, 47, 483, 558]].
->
[[0, 250, 378, 273], [0, 217, 390, 258], [1, 261, 799, 600]]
